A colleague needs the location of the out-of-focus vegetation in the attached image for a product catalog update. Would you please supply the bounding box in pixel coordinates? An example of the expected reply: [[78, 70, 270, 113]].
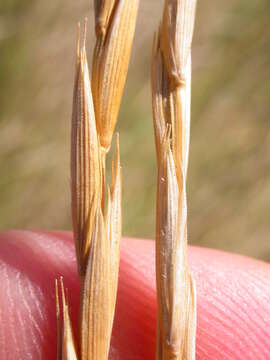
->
[[0, 0, 269, 260]]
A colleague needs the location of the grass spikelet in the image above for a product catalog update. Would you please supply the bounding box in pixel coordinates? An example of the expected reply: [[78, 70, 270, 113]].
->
[[63, 0, 134, 356], [92, 0, 139, 152], [152, 0, 197, 359], [71, 22, 101, 276], [79, 204, 110, 360], [79, 139, 122, 360], [56, 279, 78, 360]]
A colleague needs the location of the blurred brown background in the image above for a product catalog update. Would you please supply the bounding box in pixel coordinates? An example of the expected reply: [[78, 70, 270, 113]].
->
[[0, 0, 269, 260]]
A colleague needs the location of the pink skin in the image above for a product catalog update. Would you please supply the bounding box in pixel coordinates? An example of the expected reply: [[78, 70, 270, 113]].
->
[[0, 231, 270, 359]]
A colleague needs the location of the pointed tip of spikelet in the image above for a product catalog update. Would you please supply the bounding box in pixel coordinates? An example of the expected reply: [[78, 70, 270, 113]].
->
[[55, 278, 78, 360], [71, 21, 100, 277], [91, 0, 140, 151]]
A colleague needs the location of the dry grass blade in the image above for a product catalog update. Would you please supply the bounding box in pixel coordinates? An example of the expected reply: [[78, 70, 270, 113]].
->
[[71, 22, 101, 276], [152, 0, 197, 359], [56, 279, 78, 360], [79, 139, 122, 360], [92, 0, 139, 152], [155, 129, 194, 360]]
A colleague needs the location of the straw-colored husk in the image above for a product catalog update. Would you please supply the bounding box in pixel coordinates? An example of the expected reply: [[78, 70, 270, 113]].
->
[[152, 1, 197, 359], [92, 0, 139, 152], [79, 138, 122, 360], [71, 24, 101, 276]]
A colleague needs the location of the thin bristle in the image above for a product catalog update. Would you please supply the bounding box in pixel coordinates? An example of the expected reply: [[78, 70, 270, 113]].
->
[[56, 279, 62, 360], [76, 23, 81, 67], [60, 277, 65, 307], [83, 18, 87, 49], [56, 278, 78, 360], [55, 279, 60, 320]]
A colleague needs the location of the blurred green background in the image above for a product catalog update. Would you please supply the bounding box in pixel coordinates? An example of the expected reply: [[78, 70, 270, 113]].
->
[[1, 0, 269, 260]]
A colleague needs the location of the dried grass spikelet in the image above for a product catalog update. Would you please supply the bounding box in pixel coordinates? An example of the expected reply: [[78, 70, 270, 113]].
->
[[92, 0, 139, 152], [56, 279, 78, 360], [79, 137, 122, 360], [62, 4, 128, 357], [155, 129, 196, 360], [152, 0, 197, 359], [71, 22, 101, 276]]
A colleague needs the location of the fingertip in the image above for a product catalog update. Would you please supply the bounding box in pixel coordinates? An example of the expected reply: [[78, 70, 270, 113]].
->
[[118, 238, 270, 359], [0, 232, 270, 359], [0, 231, 80, 359]]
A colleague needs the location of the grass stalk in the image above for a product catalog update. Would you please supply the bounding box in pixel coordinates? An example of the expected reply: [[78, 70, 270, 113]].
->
[[151, 1, 197, 359]]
